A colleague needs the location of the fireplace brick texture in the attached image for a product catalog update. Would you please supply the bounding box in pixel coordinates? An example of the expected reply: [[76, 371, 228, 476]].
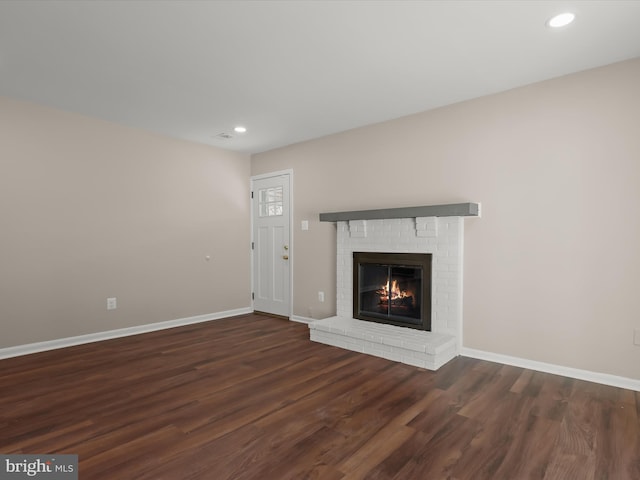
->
[[415, 216, 439, 237], [336, 216, 463, 340], [310, 215, 464, 369]]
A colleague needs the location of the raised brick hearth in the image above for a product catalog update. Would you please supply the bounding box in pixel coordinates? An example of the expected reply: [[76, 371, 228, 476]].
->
[[309, 316, 457, 370]]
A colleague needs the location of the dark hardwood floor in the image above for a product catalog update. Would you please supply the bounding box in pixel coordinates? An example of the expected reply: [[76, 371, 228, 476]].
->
[[1, 313, 638, 479]]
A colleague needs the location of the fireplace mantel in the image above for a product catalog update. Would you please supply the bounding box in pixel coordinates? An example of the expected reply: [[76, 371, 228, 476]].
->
[[319, 202, 479, 222]]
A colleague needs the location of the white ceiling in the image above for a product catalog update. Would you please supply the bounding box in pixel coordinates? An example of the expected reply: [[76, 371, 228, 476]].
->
[[1, 1, 639, 154]]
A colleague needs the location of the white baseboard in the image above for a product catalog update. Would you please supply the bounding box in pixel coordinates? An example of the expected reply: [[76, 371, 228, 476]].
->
[[0, 307, 253, 360], [289, 315, 315, 324], [461, 347, 640, 392]]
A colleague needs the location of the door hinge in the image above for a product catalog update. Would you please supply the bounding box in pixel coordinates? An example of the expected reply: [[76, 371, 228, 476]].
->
[[251, 242, 254, 250], [251, 191, 254, 199], [252, 292, 254, 300]]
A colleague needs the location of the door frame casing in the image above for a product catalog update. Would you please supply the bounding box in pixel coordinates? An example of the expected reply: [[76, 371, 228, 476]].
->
[[250, 169, 294, 318]]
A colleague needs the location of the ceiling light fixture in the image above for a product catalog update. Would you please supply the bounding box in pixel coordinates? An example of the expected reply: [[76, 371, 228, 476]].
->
[[234, 126, 247, 133], [547, 12, 576, 28]]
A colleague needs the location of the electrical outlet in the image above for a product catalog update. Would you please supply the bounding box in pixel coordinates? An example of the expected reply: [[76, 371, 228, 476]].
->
[[634, 329, 640, 346], [318, 291, 325, 302], [107, 297, 117, 310]]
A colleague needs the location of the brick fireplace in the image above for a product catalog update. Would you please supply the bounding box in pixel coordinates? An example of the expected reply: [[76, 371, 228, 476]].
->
[[309, 203, 479, 370]]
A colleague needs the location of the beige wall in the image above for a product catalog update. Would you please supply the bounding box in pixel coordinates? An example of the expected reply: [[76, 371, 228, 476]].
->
[[0, 97, 251, 348], [252, 58, 640, 380]]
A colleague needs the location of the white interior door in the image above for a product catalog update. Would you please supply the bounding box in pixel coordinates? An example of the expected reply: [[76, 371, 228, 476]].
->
[[252, 173, 291, 317]]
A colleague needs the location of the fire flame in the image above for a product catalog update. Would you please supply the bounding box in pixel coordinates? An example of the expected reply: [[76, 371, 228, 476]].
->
[[377, 279, 409, 302]]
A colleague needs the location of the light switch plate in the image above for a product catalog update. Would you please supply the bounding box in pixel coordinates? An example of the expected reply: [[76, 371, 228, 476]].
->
[[107, 297, 117, 310]]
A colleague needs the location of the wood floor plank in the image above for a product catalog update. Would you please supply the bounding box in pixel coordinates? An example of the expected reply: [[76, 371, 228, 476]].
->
[[1, 313, 638, 479], [338, 423, 415, 479], [392, 414, 481, 480]]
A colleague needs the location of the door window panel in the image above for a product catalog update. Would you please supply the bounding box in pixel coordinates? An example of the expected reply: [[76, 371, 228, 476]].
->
[[259, 186, 284, 217]]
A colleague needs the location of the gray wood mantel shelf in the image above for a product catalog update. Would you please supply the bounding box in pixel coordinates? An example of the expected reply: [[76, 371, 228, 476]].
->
[[319, 202, 480, 222]]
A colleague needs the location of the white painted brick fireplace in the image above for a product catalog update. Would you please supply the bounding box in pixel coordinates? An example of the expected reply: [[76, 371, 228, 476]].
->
[[310, 203, 479, 370]]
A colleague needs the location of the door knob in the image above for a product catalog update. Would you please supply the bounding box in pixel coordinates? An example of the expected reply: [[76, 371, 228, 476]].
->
[[282, 255, 289, 260], [284, 245, 289, 250]]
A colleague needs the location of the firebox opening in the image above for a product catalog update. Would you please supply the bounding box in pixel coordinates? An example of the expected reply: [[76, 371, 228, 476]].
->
[[353, 252, 432, 331]]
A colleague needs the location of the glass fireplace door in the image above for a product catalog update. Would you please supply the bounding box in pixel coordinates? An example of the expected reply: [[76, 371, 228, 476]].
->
[[353, 252, 431, 330], [358, 263, 423, 324]]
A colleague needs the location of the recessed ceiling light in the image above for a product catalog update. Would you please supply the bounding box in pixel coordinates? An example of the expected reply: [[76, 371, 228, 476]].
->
[[547, 12, 576, 28], [234, 126, 247, 133]]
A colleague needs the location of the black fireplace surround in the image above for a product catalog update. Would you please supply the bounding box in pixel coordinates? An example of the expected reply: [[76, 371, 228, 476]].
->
[[353, 252, 432, 331]]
